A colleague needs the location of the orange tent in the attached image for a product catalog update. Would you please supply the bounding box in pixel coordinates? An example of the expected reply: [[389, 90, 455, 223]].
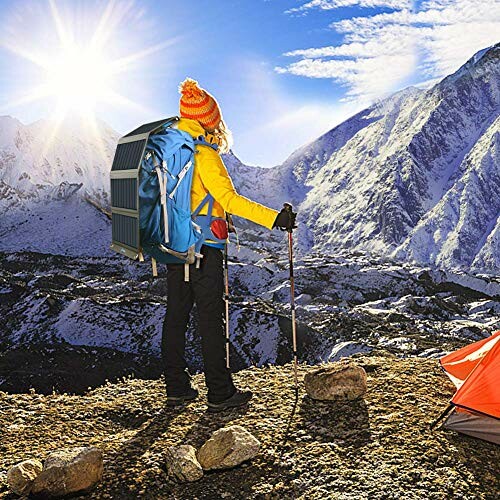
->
[[438, 330, 499, 444]]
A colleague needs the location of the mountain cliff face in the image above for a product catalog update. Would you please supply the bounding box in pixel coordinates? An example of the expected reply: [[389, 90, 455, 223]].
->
[[262, 43, 499, 274]]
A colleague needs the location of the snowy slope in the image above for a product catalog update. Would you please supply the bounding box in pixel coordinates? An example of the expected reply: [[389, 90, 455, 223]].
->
[[2, 248, 498, 386], [0, 196, 112, 256], [0, 115, 118, 207], [278, 43, 500, 273], [0, 115, 118, 255], [396, 115, 500, 270]]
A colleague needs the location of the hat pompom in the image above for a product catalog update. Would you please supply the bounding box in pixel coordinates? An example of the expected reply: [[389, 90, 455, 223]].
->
[[179, 78, 204, 99]]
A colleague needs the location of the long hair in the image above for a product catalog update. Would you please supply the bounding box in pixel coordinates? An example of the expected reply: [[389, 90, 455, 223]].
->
[[206, 118, 233, 154]]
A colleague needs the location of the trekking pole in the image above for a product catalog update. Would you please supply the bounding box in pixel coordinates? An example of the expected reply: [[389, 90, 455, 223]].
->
[[283, 203, 298, 395], [224, 224, 231, 369]]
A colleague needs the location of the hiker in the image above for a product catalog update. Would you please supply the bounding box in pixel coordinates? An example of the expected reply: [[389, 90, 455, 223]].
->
[[163, 78, 296, 412]]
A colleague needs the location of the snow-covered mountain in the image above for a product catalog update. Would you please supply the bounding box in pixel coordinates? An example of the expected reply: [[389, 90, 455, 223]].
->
[[1, 46, 500, 393], [0, 115, 118, 209], [0, 44, 498, 273], [261, 43, 499, 274], [0, 116, 118, 255]]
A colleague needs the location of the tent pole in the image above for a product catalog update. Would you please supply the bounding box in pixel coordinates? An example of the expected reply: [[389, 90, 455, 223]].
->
[[430, 403, 454, 430]]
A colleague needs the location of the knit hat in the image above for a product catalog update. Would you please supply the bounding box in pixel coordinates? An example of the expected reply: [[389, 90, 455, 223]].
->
[[179, 78, 222, 130]]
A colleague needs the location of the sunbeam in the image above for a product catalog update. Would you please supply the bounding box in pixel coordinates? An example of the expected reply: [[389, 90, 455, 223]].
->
[[110, 37, 181, 74], [0, 84, 52, 111], [0, 0, 176, 151], [37, 105, 67, 161], [0, 41, 51, 68], [48, 0, 72, 47]]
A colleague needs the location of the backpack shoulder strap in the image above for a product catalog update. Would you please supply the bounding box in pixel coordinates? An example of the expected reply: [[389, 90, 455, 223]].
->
[[192, 193, 214, 218], [190, 136, 218, 217], [193, 135, 219, 151]]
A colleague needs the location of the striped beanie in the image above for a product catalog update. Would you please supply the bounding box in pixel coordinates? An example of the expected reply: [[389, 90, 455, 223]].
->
[[179, 78, 222, 130]]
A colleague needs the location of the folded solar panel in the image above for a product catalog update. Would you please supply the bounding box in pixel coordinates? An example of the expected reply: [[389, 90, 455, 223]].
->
[[110, 116, 178, 259]]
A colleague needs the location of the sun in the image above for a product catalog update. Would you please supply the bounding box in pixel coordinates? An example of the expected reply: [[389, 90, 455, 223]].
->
[[43, 44, 113, 114], [0, 0, 176, 157]]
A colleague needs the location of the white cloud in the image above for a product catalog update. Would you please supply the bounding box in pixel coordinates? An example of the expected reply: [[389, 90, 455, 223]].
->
[[224, 58, 358, 166], [277, 0, 500, 104], [286, 0, 411, 14], [276, 49, 416, 100]]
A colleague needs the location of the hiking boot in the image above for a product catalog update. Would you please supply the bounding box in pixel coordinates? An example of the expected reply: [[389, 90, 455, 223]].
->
[[207, 389, 253, 413], [166, 387, 199, 407]]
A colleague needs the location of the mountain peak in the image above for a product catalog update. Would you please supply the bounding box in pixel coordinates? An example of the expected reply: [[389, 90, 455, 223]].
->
[[471, 42, 499, 64], [0, 114, 23, 124], [442, 42, 499, 86]]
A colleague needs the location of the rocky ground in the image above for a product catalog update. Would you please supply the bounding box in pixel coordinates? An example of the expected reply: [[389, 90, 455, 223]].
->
[[1, 250, 499, 395], [1, 353, 499, 499]]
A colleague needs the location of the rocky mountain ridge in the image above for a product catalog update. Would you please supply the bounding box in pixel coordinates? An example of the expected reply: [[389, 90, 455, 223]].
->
[[1, 248, 498, 395]]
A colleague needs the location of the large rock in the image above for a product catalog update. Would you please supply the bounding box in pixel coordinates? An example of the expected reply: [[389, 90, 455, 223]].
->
[[304, 361, 367, 401], [31, 446, 103, 497], [197, 425, 260, 471], [7, 459, 43, 496], [165, 445, 203, 482]]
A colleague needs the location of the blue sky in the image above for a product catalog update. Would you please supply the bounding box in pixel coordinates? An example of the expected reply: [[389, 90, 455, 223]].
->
[[0, 0, 499, 166]]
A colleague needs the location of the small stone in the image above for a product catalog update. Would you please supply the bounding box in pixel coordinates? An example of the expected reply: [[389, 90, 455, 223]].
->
[[31, 446, 103, 497], [197, 425, 260, 471], [304, 361, 367, 401], [328, 341, 372, 362], [165, 445, 203, 482], [296, 294, 312, 305], [7, 459, 43, 496]]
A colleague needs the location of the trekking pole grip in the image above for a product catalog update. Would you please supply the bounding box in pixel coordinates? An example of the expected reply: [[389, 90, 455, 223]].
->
[[283, 203, 294, 233]]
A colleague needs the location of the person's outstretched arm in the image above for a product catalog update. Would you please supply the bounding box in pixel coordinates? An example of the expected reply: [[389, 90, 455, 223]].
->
[[198, 147, 279, 230]]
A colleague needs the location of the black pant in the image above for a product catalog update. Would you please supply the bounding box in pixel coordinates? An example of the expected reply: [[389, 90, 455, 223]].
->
[[162, 245, 235, 403]]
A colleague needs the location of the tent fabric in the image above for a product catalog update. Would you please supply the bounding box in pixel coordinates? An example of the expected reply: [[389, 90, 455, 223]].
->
[[444, 409, 500, 445], [440, 330, 500, 388], [451, 339, 500, 419], [439, 330, 500, 444]]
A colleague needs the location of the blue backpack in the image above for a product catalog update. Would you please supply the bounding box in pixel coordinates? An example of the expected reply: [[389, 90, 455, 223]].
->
[[139, 118, 226, 280]]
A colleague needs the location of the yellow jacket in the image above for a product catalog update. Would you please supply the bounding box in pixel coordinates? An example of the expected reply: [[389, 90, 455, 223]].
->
[[177, 118, 278, 230]]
